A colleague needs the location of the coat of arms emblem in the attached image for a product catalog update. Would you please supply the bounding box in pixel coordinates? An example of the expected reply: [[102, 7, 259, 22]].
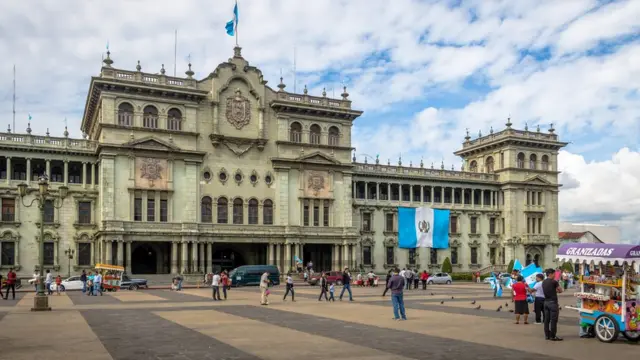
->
[[417, 220, 431, 234], [307, 172, 325, 196], [225, 88, 251, 130], [140, 158, 163, 187]]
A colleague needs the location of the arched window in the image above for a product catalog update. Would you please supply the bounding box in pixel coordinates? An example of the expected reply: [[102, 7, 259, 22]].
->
[[263, 199, 273, 225], [289, 122, 302, 143], [517, 153, 525, 168], [233, 198, 244, 224], [541, 155, 549, 171], [469, 160, 478, 172], [167, 108, 182, 131], [201, 196, 212, 223], [143, 105, 158, 128], [529, 154, 537, 170], [217, 197, 228, 224], [118, 103, 134, 126], [309, 124, 321, 144], [328, 126, 340, 146], [485, 156, 494, 173], [248, 199, 258, 224]]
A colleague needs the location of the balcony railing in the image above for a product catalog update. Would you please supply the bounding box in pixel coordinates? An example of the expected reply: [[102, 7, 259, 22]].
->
[[354, 163, 499, 182], [0, 133, 97, 152], [101, 68, 198, 89], [462, 128, 560, 149]]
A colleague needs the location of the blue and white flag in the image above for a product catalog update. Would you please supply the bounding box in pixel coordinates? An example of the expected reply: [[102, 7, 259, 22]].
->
[[225, 1, 239, 36], [294, 255, 302, 264], [513, 259, 523, 271], [398, 207, 449, 249], [504, 277, 513, 289], [28, 113, 32, 121], [520, 263, 543, 288]]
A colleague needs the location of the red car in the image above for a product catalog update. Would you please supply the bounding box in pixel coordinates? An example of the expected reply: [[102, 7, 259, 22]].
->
[[308, 271, 344, 286]]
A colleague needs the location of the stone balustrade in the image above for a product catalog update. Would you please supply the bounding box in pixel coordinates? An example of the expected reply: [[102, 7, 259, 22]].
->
[[354, 163, 499, 182], [274, 91, 352, 109], [0, 132, 97, 152], [463, 128, 559, 149], [101, 68, 197, 89]]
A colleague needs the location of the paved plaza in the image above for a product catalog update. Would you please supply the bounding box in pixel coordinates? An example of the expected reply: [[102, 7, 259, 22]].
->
[[0, 283, 637, 359]]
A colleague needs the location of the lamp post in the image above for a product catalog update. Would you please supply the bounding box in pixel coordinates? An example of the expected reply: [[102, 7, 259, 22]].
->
[[64, 247, 75, 278], [17, 175, 68, 312]]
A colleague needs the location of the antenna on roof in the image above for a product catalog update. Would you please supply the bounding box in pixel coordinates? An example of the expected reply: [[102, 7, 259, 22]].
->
[[174, 29, 178, 77], [293, 45, 297, 93], [12, 65, 16, 134]]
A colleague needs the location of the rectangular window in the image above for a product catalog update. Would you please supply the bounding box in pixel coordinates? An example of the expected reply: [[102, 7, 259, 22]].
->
[[471, 247, 478, 264], [531, 191, 536, 205], [386, 247, 394, 265], [43, 200, 55, 223], [1, 198, 15, 222], [430, 248, 438, 265], [385, 213, 394, 232], [527, 217, 531, 233], [147, 194, 155, 222], [538, 192, 542, 205], [160, 199, 168, 222], [78, 201, 91, 224], [0, 242, 15, 266], [470, 217, 477, 234], [303, 200, 309, 226], [450, 215, 457, 233], [44, 242, 55, 266], [501, 217, 505, 234], [134, 197, 142, 221], [323, 204, 329, 226], [451, 247, 458, 265], [363, 246, 372, 265], [538, 218, 542, 234], [409, 249, 416, 265], [489, 218, 496, 234], [362, 213, 371, 231], [78, 243, 91, 266], [313, 201, 319, 227]]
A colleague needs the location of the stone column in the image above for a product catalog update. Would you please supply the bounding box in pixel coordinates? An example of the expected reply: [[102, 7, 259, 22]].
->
[[45, 159, 51, 180], [351, 245, 356, 269], [451, 187, 455, 204], [481, 190, 485, 207], [376, 182, 380, 200], [63, 160, 69, 186], [105, 240, 112, 265], [331, 245, 336, 270], [471, 189, 475, 207], [352, 181, 356, 199], [387, 183, 391, 200], [420, 186, 424, 203], [441, 187, 445, 204], [206, 242, 213, 273], [275, 243, 282, 273], [26, 158, 31, 185], [91, 163, 96, 189], [342, 244, 348, 269], [181, 242, 188, 274], [171, 242, 178, 274], [191, 242, 198, 273], [116, 241, 123, 267], [82, 162, 87, 188], [267, 243, 274, 265], [199, 243, 205, 273], [409, 185, 413, 203], [431, 187, 435, 205], [125, 242, 132, 273], [285, 243, 291, 273], [6, 157, 11, 183]]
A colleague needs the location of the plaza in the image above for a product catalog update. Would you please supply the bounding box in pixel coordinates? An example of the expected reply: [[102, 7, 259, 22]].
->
[[0, 283, 637, 359]]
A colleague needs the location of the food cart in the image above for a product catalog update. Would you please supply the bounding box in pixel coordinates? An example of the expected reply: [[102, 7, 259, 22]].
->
[[557, 243, 640, 343], [95, 263, 124, 292]]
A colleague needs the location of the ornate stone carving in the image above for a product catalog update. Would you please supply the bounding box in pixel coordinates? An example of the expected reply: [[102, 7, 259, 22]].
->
[[135, 157, 168, 189], [225, 89, 251, 130], [307, 171, 325, 196]]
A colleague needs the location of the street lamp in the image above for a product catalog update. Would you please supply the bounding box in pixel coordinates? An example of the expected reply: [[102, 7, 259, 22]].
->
[[64, 247, 75, 278], [17, 175, 68, 312]]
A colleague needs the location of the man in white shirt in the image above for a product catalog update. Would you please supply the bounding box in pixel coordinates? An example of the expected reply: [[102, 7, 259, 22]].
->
[[45, 270, 53, 295], [283, 273, 295, 301], [260, 271, 270, 305], [211, 272, 221, 301], [94, 271, 103, 296]]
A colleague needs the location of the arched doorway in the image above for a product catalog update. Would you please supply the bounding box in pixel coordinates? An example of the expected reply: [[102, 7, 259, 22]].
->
[[212, 249, 246, 273], [525, 247, 543, 267], [131, 244, 158, 274]]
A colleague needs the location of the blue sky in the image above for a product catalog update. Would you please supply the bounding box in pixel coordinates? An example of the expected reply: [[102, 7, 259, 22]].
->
[[0, 0, 639, 242]]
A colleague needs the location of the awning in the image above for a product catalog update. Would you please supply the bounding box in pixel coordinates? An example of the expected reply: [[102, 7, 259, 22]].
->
[[556, 243, 640, 266]]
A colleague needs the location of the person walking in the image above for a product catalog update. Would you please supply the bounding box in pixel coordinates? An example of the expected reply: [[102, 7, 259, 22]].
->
[[382, 269, 393, 296], [260, 271, 270, 305], [4, 268, 17, 300], [387, 268, 407, 320], [55, 274, 62, 295], [512, 275, 529, 324], [283, 272, 295, 301], [45, 270, 53, 295], [542, 268, 563, 341], [329, 283, 335, 301], [211, 272, 221, 301], [80, 270, 87, 294], [339, 267, 353, 301], [318, 272, 329, 301], [220, 270, 229, 300], [532, 273, 545, 324], [94, 271, 103, 296], [413, 269, 420, 289], [404, 268, 413, 290], [420, 270, 429, 290]]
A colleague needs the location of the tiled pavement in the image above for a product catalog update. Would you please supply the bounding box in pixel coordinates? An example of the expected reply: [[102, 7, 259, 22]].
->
[[0, 284, 637, 360]]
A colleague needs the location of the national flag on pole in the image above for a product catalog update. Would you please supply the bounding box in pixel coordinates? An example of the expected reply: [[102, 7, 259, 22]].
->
[[106, 41, 109, 51], [520, 263, 543, 288], [398, 207, 450, 249], [225, 1, 239, 36], [513, 259, 523, 271], [28, 113, 32, 121]]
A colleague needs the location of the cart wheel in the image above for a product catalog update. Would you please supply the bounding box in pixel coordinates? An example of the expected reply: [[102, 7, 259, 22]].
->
[[623, 331, 640, 342], [595, 315, 619, 343]]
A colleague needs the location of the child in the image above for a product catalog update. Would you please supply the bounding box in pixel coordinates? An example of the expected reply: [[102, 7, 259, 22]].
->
[[55, 274, 62, 295], [329, 283, 335, 301]]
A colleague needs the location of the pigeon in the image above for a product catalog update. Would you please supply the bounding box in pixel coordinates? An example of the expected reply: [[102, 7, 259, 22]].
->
[[440, 301, 444, 304], [496, 307, 501, 312], [509, 309, 514, 313], [475, 305, 481, 310], [431, 293, 434, 296], [451, 296, 454, 300], [471, 300, 476, 305], [505, 303, 509, 307]]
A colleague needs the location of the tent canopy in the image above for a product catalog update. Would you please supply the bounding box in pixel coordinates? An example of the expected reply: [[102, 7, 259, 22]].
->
[[556, 243, 640, 266]]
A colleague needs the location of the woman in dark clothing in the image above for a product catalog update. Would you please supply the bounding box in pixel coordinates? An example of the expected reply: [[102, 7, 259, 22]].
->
[[382, 269, 393, 296], [318, 272, 329, 301]]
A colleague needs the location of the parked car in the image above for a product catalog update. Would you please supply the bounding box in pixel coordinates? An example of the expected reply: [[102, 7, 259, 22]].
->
[[427, 273, 453, 285], [308, 271, 344, 286], [50, 276, 84, 292], [120, 274, 148, 290], [229, 265, 280, 287]]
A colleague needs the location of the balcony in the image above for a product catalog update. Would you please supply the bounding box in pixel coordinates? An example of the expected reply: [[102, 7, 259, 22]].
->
[[101, 68, 198, 90], [354, 163, 499, 182], [522, 234, 551, 245], [0, 133, 97, 153]]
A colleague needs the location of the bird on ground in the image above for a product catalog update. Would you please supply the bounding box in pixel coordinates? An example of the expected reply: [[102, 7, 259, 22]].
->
[[471, 300, 476, 305], [509, 309, 514, 313], [475, 305, 481, 310], [496, 307, 501, 312], [440, 301, 444, 304], [431, 293, 434, 296], [505, 303, 509, 307], [451, 296, 454, 299]]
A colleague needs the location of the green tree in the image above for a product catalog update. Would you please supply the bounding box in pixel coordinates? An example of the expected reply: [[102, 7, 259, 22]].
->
[[562, 262, 574, 273], [507, 259, 515, 274], [442, 257, 453, 273]]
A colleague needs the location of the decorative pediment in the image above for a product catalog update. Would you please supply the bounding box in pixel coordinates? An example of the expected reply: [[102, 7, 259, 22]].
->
[[468, 239, 481, 247], [383, 238, 398, 247], [209, 134, 267, 156], [36, 229, 60, 242], [73, 232, 95, 242], [360, 237, 374, 246], [124, 136, 181, 152], [523, 175, 552, 185], [450, 239, 462, 247], [297, 151, 341, 165], [0, 229, 20, 241]]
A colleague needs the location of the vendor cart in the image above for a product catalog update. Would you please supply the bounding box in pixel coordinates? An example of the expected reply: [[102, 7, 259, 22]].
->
[[95, 263, 124, 292], [557, 243, 640, 343]]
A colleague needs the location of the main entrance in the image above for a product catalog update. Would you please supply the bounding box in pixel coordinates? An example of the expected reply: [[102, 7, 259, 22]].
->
[[131, 242, 171, 274], [303, 244, 332, 272], [211, 243, 267, 273]]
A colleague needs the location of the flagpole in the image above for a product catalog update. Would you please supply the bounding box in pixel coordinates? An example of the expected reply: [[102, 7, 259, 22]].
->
[[235, 0, 239, 46], [174, 29, 178, 77], [12, 64, 16, 134]]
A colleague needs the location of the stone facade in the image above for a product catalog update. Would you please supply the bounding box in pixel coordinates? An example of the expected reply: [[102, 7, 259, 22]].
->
[[0, 47, 567, 277]]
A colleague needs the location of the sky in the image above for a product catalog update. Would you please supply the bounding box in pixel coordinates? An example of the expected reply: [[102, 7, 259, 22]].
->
[[0, 0, 639, 243]]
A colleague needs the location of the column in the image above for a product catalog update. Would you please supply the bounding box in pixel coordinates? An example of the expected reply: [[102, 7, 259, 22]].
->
[[199, 243, 205, 272], [441, 187, 444, 204], [481, 190, 485, 207], [376, 182, 380, 200], [82, 162, 87, 188], [285, 243, 292, 272], [171, 242, 178, 274], [293, 243, 299, 267], [351, 244, 356, 269], [63, 160, 69, 186], [6, 157, 10, 183], [352, 181, 356, 199], [451, 187, 455, 204], [332, 245, 337, 270], [364, 182, 368, 199], [46, 159, 51, 180], [420, 186, 424, 203], [342, 244, 348, 269], [125, 242, 132, 273], [471, 189, 475, 207], [206, 242, 213, 273], [409, 185, 413, 203], [90, 241, 95, 266], [91, 163, 96, 189], [116, 241, 123, 267], [299, 244, 304, 265], [191, 242, 198, 273], [26, 158, 31, 185], [275, 244, 281, 273], [268, 243, 274, 265], [142, 192, 148, 221], [181, 242, 188, 274], [431, 187, 435, 205], [105, 240, 112, 265], [387, 183, 391, 200]]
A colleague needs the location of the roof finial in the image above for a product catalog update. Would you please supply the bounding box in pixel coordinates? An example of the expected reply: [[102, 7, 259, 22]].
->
[[160, 64, 166, 75], [490, 126, 494, 134], [525, 122, 529, 131], [537, 124, 540, 132], [341, 86, 349, 100], [478, 129, 482, 137], [431, 162, 434, 169], [440, 160, 444, 170], [375, 154, 379, 164], [63, 124, 69, 138], [398, 154, 402, 166], [352, 151, 356, 163], [322, 88, 327, 97], [277, 76, 286, 91], [364, 157, 368, 164], [451, 164, 454, 171], [7, 124, 10, 133], [233, 46, 242, 58], [303, 85, 308, 95], [420, 157, 424, 168], [136, 60, 141, 72], [26, 121, 31, 134], [103, 50, 114, 67], [387, 159, 391, 166], [549, 122, 555, 134], [409, 160, 412, 167], [506, 115, 512, 128], [185, 63, 194, 78], [464, 128, 471, 141], [46, 128, 50, 137]]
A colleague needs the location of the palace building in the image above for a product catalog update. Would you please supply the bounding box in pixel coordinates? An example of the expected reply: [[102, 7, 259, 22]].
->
[[0, 47, 567, 278]]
